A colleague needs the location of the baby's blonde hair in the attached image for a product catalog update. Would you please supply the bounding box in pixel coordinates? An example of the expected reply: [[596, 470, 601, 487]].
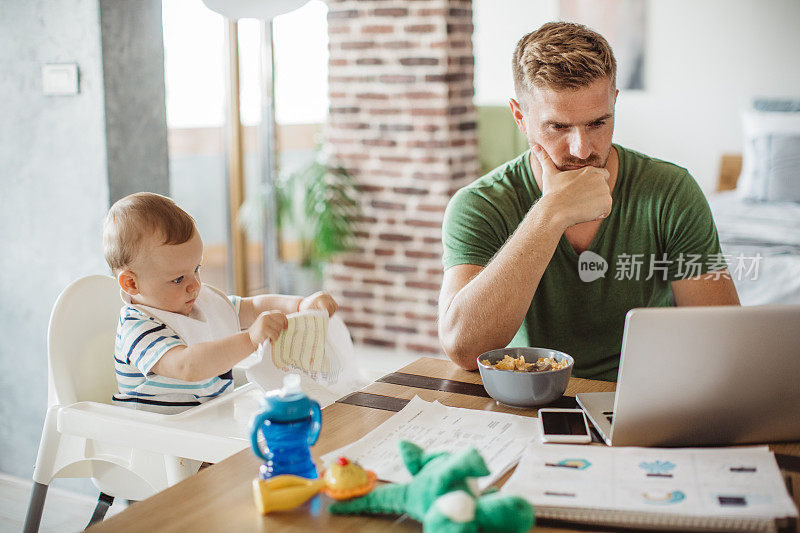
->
[[103, 192, 196, 274], [513, 21, 616, 100]]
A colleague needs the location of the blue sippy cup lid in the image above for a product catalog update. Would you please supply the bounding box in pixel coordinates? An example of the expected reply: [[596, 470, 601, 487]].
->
[[261, 374, 314, 422]]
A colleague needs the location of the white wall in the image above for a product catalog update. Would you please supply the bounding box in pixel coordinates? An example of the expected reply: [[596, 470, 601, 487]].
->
[[473, 0, 800, 192], [1, 0, 169, 495], [474, 0, 558, 107], [1, 0, 110, 487]]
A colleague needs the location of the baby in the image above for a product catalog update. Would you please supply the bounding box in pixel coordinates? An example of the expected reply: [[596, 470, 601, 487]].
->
[[103, 192, 338, 414]]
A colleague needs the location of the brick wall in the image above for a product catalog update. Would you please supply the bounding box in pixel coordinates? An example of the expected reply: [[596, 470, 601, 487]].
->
[[324, 0, 478, 355]]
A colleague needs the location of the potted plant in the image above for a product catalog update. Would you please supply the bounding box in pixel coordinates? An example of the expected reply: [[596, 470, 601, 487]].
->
[[241, 143, 361, 294]]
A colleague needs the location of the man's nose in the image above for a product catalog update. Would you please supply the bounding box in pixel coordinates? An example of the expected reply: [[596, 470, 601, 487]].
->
[[568, 130, 592, 160]]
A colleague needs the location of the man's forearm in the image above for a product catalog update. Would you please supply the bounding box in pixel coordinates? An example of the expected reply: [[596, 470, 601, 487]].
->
[[440, 196, 567, 369]]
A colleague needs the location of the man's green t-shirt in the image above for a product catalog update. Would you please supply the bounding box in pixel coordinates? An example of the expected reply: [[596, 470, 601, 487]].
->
[[442, 144, 724, 381]]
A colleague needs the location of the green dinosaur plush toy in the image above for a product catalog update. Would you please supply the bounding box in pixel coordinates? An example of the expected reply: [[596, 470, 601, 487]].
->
[[328, 441, 534, 532]]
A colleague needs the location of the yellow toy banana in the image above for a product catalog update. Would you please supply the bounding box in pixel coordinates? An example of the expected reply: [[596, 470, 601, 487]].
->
[[252, 475, 327, 514]]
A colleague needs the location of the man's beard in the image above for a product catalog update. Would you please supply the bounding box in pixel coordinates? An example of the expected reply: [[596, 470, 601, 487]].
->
[[556, 147, 611, 171]]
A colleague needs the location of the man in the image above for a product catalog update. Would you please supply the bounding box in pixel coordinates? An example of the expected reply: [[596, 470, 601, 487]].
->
[[438, 22, 739, 380]]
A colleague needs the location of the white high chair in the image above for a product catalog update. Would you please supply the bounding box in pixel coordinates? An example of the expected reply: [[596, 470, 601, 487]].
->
[[23, 275, 263, 532]]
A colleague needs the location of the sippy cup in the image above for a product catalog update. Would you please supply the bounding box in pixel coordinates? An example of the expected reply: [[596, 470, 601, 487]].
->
[[249, 374, 321, 480]]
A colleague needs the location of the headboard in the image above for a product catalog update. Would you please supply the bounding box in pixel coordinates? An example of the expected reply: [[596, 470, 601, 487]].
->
[[717, 153, 743, 192]]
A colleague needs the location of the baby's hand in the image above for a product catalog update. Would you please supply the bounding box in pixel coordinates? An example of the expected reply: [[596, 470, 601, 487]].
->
[[248, 311, 288, 348], [298, 291, 338, 317]]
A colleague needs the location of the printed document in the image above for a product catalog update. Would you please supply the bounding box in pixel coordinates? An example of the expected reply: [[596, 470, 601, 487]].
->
[[502, 443, 797, 521], [321, 396, 539, 490]]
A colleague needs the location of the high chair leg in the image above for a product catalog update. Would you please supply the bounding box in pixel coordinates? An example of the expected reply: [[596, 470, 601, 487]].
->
[[86, 492, 114, 528], [22, 482, 48, 533]]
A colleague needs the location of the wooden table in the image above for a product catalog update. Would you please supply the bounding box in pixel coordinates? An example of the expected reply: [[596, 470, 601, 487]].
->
[[90, 357, 800, 532]]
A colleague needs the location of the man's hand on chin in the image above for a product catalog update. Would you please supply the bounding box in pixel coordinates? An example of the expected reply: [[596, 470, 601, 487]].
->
[[533, 144, 613, 226]]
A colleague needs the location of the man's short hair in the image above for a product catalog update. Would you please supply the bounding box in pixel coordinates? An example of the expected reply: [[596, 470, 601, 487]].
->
[[512, 21, 617, 99], [103, 192, 196, 274]]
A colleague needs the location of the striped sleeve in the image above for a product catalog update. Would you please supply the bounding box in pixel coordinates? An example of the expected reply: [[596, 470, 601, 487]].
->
[[117, 308, 185, 375]]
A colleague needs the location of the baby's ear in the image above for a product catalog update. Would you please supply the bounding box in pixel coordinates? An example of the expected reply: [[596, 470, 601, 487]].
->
[[118, 270, 139, 295]]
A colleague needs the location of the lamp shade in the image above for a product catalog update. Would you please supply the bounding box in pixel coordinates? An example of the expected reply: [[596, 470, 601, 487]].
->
[[202, 0, 310, 20]]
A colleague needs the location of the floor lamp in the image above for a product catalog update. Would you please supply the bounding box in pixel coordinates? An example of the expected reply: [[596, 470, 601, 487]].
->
[[202, 0, 311, 294]]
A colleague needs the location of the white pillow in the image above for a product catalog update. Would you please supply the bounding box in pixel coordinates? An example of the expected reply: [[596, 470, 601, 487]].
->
[[737, 110, 800, 202]]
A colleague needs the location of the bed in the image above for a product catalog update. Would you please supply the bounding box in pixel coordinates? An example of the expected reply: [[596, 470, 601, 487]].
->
[[706, 154, 800, 305]]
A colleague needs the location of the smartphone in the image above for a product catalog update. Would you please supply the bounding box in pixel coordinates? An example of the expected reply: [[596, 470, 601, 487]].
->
[[539, 408, 592, 444]]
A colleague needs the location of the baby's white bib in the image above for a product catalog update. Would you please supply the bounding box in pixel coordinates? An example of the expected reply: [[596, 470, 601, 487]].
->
[[121, 284, 241, 346]]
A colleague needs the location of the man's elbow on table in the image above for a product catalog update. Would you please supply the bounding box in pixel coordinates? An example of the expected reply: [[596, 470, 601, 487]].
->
[[439, 325, 480, 371], [444, 346, 481, 372]]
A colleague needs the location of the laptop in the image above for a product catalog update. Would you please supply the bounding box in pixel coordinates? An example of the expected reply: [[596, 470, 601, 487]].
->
[[576, 305, 800, 447]]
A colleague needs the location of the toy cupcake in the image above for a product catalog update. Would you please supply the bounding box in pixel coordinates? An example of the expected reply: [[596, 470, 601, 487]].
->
[[321, 457, 377, 500]]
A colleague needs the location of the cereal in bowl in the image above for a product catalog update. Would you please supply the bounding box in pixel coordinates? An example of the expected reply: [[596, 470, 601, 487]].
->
[[481, 354, 567, 372]]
